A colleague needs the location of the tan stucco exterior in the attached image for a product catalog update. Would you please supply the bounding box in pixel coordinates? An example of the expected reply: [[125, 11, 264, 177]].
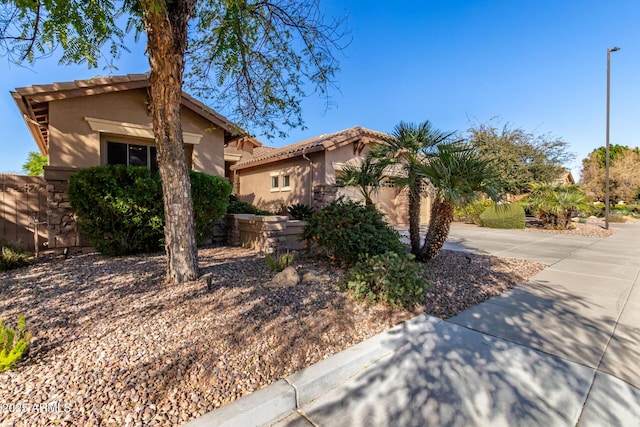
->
[[235, 152, 323, 212], [46, 89, 225, 175], [233, 127, 431, 225]]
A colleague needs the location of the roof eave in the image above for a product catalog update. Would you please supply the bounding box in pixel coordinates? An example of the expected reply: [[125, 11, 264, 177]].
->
[[232, 145, 325, 171], [12, 91, 48, 156]]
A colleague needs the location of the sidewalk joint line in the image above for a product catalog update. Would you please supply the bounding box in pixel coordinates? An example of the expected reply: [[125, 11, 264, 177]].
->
[[575, 267, 640, 425]]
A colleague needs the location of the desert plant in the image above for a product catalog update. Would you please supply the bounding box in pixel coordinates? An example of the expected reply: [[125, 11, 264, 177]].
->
[[521, 183, 591, 229], [68, 165, 230, 255], [335, 154, 389, 205], [265, 251, 297, 272], [302, 197, 404, 265], [372, 121, 456, 255], [287, 203, 315, 220], [480, 204, 526, 229], [0, 315, 32, 372], [416, 142, 501, 261], [0, 242, 31, 271], [340, 252, 428, 308]]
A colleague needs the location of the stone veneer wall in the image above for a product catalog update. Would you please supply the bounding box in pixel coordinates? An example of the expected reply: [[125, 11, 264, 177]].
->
[[312, 184, 339, 210], [226, 214, 305, 254], [43, 166, 86, 250]]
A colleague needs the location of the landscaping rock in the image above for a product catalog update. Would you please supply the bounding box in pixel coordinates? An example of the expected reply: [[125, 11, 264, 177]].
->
[[300, 269, 333, 284], [270, 266, 300, 287], [0, 246, 544, 426]]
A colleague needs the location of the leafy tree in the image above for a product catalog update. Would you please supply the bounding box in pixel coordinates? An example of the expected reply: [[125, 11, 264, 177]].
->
[[521, 183, 591, 229], [335, 154, 388, 206], [1, 0, 346, 284], [467, 121, 574, 195], [21, 152, 47, 176], [373, 121, 454, 256], [581, 145, 640, 203], [416, 143, 500, 261]]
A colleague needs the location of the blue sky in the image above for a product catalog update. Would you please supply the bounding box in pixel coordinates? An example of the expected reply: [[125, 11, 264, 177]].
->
[[1, 0, 638, 180]]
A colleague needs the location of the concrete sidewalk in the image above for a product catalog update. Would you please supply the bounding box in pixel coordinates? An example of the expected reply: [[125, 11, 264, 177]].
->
[[185, 223, 640, 427]]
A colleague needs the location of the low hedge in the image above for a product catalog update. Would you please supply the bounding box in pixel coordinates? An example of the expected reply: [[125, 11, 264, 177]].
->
[[454, 199, 495, 225], [479, 203, 526, 229]]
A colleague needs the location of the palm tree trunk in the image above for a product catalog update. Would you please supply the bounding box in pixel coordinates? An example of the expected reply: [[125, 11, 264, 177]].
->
[[418, 198, 453, 262], [142, 0, 199, 284], [408, 176, 421, 255]]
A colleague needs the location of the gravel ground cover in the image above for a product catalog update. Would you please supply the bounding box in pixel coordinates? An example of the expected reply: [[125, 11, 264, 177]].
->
[[522, 218, 616, 238], [0, 246, 544, 426]]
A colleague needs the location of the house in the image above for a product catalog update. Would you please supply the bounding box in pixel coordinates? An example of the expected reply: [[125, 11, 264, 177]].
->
[[11, 73, 253, 249], [231, 126, 432, 225], [555, 169, 576, 185], [12, 73, 253, 176]]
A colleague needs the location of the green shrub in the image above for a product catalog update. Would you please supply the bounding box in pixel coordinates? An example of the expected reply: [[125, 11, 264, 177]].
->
[[454, 199, 495, 225], [287, 203, 315, 220], [625, 203, 640, 214], [480, 203, 526, 229], [189, 171, 232, 244], [227, 195, 272, 215], [339, 252, 428, 308], [265, 251, 297, 272], [0, 315, 31, 372], [68, 165, 231, 256], [0, 243, 30, 271], [302, 198, 404, 265], [592, 202, 605, 218]]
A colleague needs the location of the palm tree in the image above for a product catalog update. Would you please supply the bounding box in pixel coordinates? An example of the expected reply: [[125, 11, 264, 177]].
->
[[416, 143, 500, 261], [335, 154, 388, 206], [374, 121, 455, 255], [522, 183, 590, 229]]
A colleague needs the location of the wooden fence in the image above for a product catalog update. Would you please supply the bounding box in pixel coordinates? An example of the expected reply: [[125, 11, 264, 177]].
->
[[0, 174, 48, 251]]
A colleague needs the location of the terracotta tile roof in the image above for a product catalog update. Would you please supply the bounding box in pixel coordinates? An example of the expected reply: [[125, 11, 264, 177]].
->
[[12, 73, 245, 155], [253, 146, 277, 156], [233, 126, 389, 170]]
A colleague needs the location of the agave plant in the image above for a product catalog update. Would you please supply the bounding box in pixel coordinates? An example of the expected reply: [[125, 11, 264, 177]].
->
[[287, 203, 315, 220]]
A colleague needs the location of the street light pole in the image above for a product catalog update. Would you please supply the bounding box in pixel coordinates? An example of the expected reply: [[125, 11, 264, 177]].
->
[[605, 46, 620, 230]]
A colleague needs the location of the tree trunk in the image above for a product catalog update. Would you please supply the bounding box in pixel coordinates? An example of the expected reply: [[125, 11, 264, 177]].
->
[[418, 198, 453, 262], [408, 176, 421, 256], [141, 0, 199, 284]]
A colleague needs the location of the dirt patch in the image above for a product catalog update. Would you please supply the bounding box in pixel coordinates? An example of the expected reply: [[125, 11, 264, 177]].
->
[[0, 247, 543, 426]]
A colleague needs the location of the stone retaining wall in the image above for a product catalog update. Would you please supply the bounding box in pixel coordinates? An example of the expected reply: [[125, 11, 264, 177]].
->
[[226, 214, 305, 253]]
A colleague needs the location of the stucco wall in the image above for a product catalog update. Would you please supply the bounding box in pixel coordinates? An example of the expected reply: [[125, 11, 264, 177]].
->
[[235, 152, 323, 212], [47, 89, 224, 176], [323, 143, 369, 186]]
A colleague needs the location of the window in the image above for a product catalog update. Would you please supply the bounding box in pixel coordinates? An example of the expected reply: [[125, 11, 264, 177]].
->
[[270, 171, 292, 192], [281, 174, 291, 191], [107, 142, 158, 171]]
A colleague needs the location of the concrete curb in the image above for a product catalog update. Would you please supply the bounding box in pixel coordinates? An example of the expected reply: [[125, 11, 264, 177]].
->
[[182, 313, 442, 426], [181, 379, 295, 427]]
